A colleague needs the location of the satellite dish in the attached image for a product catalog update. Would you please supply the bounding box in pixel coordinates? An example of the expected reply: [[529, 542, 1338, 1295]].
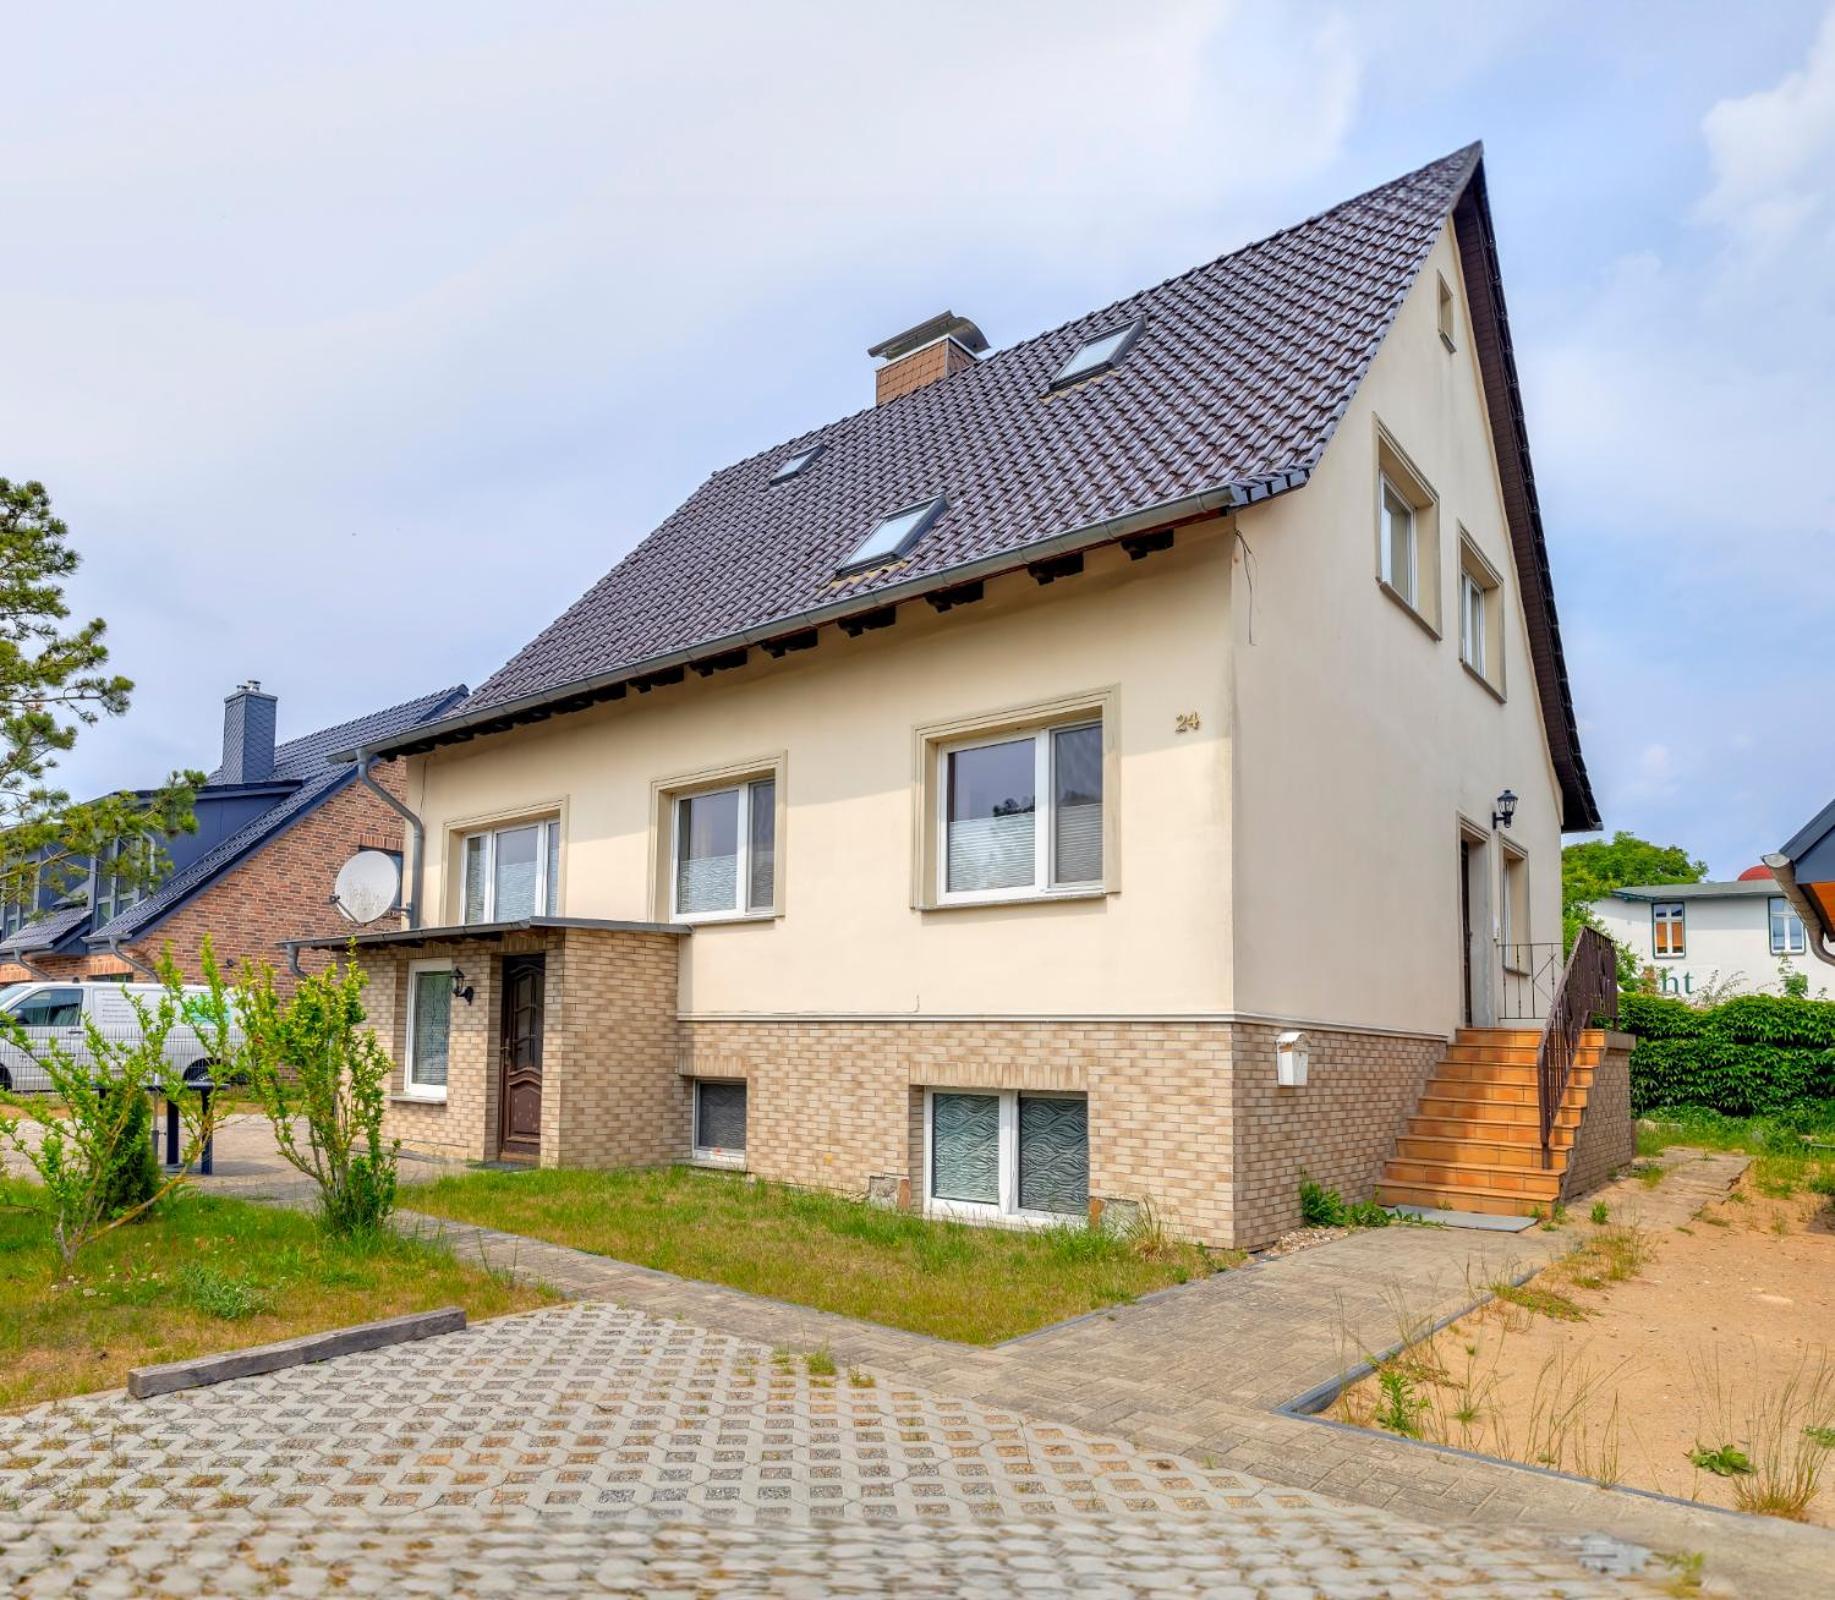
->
[[333, 850, 401, 925]]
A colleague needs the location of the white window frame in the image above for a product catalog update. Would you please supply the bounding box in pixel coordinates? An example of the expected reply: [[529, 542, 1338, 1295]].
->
[[934, 719, 1103, 907], [1770, 896, 1807, 957], [1460, 570, 1486, 676], [460, 818, 559, 925], [691, 1078, 747, 1167], [402, 958, 453, 1101], [1378, 473, 1419, 609], [1652, 901, 1686, 960], [922, 1087, 1089, 1228], [670, 777, 775, 924]]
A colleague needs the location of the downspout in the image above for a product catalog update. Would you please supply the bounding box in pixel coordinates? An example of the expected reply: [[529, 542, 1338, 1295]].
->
[[106, 937, 162, 980], [355, 747, 424, 930], [9, 951, 56, 980], [1763, 855, 1835, 969]]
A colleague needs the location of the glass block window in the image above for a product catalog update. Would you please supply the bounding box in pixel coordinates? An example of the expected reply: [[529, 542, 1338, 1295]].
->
[[928, 1089, 1089, 1221]]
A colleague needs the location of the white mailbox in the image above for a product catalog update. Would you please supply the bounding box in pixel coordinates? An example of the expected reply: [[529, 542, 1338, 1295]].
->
[[1276, 1030, 1309, 1088]]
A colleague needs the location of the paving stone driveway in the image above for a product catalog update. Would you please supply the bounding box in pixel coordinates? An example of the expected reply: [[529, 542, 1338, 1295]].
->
[[0, 1302, 1650, 1597]]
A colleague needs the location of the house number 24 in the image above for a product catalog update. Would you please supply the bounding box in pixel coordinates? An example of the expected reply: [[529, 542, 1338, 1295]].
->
[[1175, 711, 1201, 733]]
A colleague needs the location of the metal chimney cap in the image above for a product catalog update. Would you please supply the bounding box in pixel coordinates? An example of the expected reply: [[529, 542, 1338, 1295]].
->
[[867, 312, 988, 363]]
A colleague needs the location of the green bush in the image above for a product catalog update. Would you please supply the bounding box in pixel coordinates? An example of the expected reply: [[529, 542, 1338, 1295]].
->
[[96, 1077, 160, 1222], [1622, 992, 1835, 1116]]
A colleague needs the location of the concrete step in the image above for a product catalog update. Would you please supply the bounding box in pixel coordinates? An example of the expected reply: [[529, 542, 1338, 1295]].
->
[[1455, 1027, 1545, 1048], [1435, 1059, 1596, 1087], [1442, 1044, 1602, 1069], [1376, 1180, 1545, 1218], [1394, 1134, 1568, 1170], [1382, 1158, 1562, 1198], [1419, 1077, 1540, 1107]]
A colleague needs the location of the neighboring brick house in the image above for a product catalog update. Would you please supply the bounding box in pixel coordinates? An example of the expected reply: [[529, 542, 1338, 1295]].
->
[[301, 144, 1625, 1246], [0, 683, 465, 988]]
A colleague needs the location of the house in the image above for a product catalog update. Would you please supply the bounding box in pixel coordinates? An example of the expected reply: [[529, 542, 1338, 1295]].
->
[[0, 681, 466, 987], [1767, 800, 1835, 971], [295, 144, 1630, 1247], [1588, 869, 1827, 998]]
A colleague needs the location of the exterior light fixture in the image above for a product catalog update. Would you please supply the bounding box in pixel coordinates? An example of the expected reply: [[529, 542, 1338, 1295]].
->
[[451, 967, 476, 1006], [1492, 790, 1518, 831]]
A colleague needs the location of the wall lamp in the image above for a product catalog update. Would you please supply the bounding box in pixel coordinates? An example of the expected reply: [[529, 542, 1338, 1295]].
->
[[451, 967, 476, 1006], [1492, 789, 1518, 831]]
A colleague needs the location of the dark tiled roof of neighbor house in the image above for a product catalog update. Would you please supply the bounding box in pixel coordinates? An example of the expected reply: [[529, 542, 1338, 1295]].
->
[[368, 143, 1597, 830], [0, 900, 92, 957], [86, 686, 467, 947]]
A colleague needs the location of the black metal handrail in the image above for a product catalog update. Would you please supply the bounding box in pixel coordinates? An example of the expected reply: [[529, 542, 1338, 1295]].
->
[[1535, 925, 1619, 1168], [1496, 940, 1564, 1022]]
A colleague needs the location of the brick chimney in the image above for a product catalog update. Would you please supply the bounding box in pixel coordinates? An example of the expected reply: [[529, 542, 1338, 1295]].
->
[[221, 680, 278, 784], [868, 311, 987, 405]]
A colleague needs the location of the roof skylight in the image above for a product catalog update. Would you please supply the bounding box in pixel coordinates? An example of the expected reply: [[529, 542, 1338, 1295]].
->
[[840, 497, 945, 571], [771, 445, 824, 483], [1051, 317, 1144, 388]]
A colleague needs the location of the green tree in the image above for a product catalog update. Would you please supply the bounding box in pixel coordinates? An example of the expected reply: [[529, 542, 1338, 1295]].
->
[[0, 478, 202, 908], [1561, 830, 1707, 977]]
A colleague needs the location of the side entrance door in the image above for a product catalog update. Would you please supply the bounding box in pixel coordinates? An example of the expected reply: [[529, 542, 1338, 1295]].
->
[[498, 955, 546, 1160]]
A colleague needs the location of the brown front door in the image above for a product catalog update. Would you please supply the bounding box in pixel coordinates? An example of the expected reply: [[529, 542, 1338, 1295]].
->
[[498, 955, 546, 1159]]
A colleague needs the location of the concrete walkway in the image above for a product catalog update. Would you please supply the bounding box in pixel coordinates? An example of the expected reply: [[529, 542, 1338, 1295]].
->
[[386, 1151, 1831, 1599]]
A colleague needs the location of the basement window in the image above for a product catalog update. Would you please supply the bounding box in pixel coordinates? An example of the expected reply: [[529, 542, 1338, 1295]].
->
[[692, 1079, 747, 1165], [1051, 317, 1143, 388], [840, 496, 944, 572], [925, 1089, 1089, 1222], [771, 445, 823, 483]]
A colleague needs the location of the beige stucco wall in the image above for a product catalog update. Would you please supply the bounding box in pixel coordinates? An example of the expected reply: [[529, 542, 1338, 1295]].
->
[[1226, 220, 1566, 1036], [409, 532, 1236, 1019]]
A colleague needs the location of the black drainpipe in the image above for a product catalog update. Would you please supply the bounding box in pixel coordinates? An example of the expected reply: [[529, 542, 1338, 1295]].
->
[[106, 937, 162, 980], [354, 747, 424, 930]]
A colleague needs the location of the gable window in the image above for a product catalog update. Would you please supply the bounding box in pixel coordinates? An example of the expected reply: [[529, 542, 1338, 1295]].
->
[[1051, 317, 1144, 388], [937, 718, 1102, 904], [1652, 901, 1686, 959], [1458, 533, 1504, 694], [404, 960, 452, 1099], [926, 1089, 1088, 1222], [840, 497, 945, 573], [1374, 429, 1441, 632], [770, 445, 823, 484], [1380, 476, 1418, 608], [1771, 896, 1807, 956], [692, 1079, 747, 1165], [1437, 272, 1456, 350], [461, 818, 559, 924], [673, 778, 776, 921]]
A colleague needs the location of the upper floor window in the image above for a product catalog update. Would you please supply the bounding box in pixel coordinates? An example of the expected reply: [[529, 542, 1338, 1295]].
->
[[462, 818, 559, 924], [1771, 896, 1807, 956], [1373, 428, 1441, 633], [1379, 476, 1418, 609], [937, 718, 1102, 905], [1652, 901, 1686, 959], [1, 867, 40, 939], [1457, 533, 1504, 695], [673, 778, 776, 922], [1437, 272, 1456, 350], [94, 839, 153, 924]]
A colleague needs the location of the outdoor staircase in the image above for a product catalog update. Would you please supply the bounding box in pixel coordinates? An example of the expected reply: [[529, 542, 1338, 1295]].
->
[[1376, 1027, 1606, 1217]]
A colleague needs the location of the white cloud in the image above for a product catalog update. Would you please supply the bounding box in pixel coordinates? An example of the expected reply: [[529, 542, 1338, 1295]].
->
[[1697, 5, 1835, 256]]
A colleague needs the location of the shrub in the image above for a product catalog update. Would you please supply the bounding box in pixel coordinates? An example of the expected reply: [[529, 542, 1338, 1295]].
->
[[1299, 1177, 1390, 1230], [1622, 992, 1835, 1117], [234, 949, 399, 1237]]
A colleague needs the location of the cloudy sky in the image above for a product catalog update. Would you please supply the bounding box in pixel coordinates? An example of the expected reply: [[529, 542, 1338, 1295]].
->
[[3, 1, 1830, 877]]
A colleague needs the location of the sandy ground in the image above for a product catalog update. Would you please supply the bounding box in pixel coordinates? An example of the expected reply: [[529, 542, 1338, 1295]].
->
[[1337, 1162, 1835, 1526]]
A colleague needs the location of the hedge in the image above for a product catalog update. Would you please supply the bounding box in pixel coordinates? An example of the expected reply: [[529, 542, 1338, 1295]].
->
[[1620, 992, 1835, 1116]]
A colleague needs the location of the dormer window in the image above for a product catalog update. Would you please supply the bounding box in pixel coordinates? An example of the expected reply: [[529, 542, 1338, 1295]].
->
[[771, 445, 823, 484], [1051, 317, 1144, 388], [840, 496, 945, 572]]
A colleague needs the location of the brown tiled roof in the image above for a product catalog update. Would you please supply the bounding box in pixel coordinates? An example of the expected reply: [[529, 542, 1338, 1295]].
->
[[379, 143, 1596, 829]]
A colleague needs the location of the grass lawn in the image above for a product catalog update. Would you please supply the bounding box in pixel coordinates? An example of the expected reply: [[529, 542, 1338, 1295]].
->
[[409, 1165, 1228, 1344], [0, 1179, 554, 1412]]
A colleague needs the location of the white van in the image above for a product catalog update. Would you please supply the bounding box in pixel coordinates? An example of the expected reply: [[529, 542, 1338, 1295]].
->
[[0, 981, 240, 1095]]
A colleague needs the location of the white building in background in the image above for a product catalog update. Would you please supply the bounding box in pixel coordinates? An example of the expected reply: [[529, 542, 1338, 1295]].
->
[[1589, 873, 1828, 998]]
